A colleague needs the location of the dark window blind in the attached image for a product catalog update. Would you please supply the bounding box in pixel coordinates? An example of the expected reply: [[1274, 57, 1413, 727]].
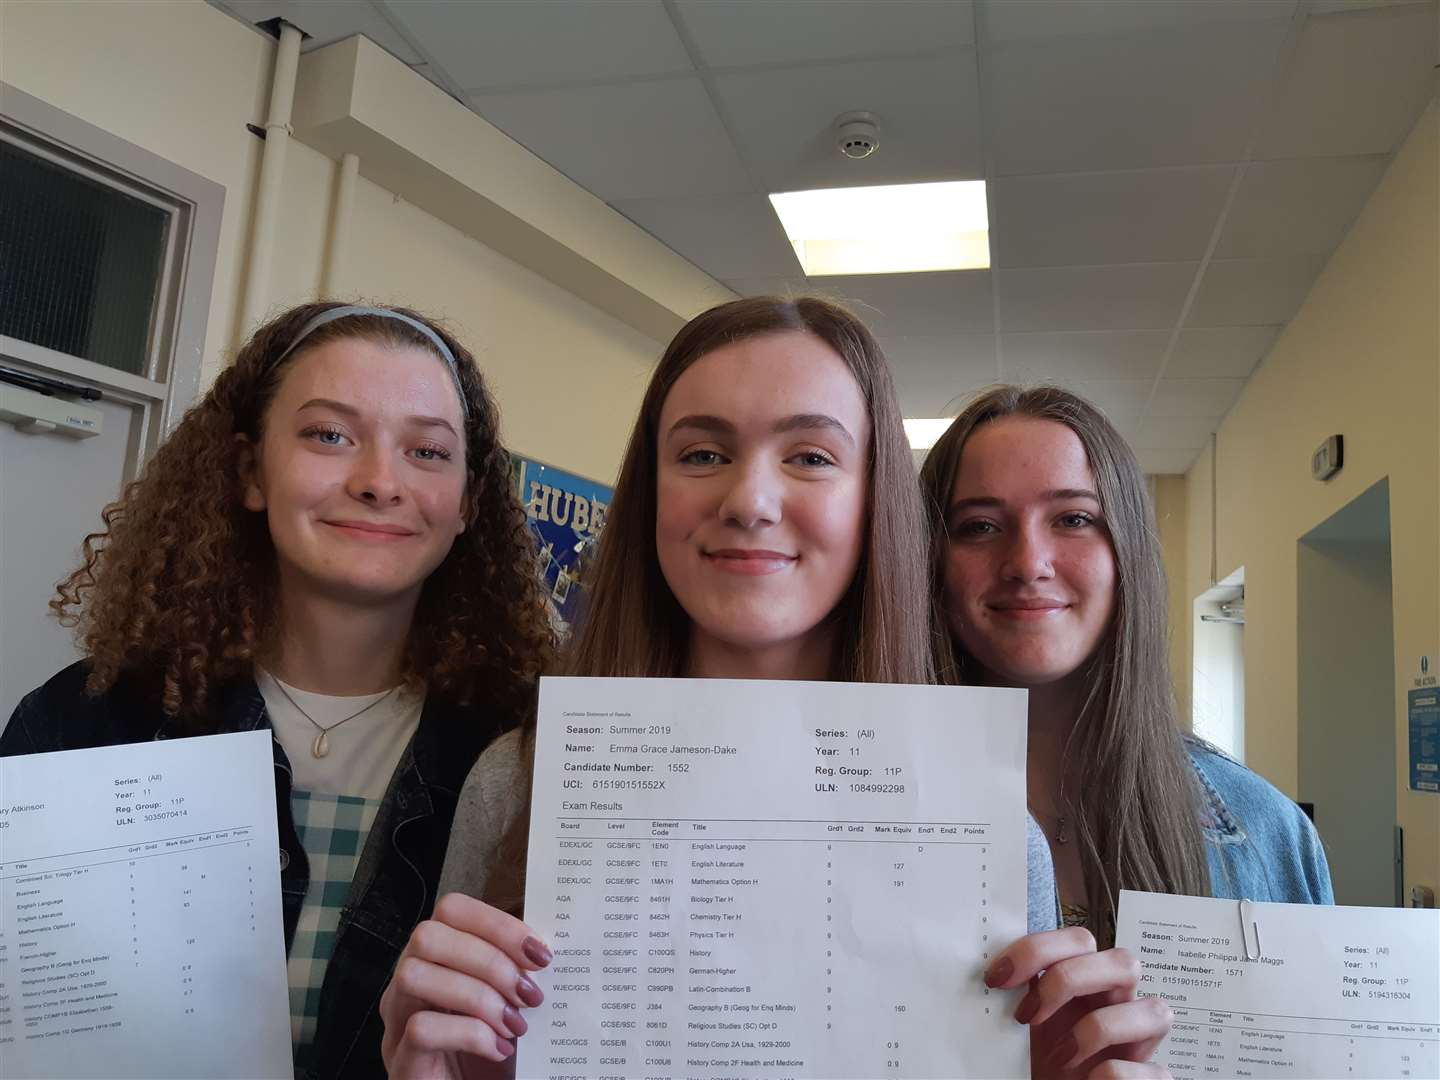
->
[[0, 140, 169, 376]]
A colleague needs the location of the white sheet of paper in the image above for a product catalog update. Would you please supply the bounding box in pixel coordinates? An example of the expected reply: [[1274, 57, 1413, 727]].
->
[[0, 730, 292, 1078], [1116, 889, 1439, 1079], [519, 676, 1031, 1080]]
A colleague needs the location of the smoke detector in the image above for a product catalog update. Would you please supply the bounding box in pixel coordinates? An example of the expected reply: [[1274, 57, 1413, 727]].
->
[[834, 111, 880, 160]]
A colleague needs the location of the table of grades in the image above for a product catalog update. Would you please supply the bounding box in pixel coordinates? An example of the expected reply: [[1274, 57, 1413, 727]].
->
[[0, 730, 292, 1078], [519, 677, 1032, 1080], [1116, 890, 1440, 1079]]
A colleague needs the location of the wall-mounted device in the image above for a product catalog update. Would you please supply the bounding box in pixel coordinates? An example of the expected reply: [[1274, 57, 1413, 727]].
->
[[1311, 434, 1343, 481], [0, 381, 102, 438]]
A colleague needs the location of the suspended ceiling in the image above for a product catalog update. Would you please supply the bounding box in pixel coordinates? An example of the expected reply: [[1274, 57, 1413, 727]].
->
[[210, 0, 1439, 474]]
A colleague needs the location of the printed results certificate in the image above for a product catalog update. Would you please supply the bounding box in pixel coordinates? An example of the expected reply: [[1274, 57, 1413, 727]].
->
[[520, 677, 1031, 1080], [1117, 890, 1439, 1079], [0, 730, 292, 1078]]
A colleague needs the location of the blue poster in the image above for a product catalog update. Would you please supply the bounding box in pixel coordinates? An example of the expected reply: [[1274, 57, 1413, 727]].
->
[[1410, 687, 1440, 793], [511, 455, 612, 635]]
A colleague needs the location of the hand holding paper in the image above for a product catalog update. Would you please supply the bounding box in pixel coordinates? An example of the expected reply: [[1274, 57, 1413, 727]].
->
[[1117, 890, 1439, 1079]]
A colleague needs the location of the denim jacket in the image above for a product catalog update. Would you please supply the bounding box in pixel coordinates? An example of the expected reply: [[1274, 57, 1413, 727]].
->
[[1186, 736, 1334, 905], [2, 660, 501, 1079]]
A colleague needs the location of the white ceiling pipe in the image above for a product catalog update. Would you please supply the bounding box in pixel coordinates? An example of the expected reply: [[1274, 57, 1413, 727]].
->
[[239, 19, 303, 335], [321, 152, 359, 298]]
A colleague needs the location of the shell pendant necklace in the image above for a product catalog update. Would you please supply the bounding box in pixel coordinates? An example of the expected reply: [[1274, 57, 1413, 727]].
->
[[270, 676, 398, 758]]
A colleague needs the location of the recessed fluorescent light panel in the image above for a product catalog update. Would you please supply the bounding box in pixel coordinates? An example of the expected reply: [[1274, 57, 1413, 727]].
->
[[769, 180, 989, 277], [904, 418, 957, 451]]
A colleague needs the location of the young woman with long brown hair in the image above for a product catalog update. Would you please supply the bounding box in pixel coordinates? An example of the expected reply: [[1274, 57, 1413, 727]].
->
[[919, 386, 1332, 955], [377, 298, 1174, 1080], [2, 302, 554, 1078]]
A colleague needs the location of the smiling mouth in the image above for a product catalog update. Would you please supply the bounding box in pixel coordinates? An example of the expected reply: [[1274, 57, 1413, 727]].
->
[[703, 549, 797, 576], [989, 600, 1068, 620], [324, 520, 417, 540]]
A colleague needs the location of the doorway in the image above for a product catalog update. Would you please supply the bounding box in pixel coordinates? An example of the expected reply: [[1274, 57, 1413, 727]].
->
[[1298, 478, 1398, 907], [1193, 568, 1246, 762]]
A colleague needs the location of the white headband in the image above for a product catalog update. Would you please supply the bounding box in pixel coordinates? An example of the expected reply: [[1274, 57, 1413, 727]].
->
[[275, 304, 471, 420]]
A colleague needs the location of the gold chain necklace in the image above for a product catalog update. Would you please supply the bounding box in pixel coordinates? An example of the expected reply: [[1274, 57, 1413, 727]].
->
[[270, 677, 398, 759]]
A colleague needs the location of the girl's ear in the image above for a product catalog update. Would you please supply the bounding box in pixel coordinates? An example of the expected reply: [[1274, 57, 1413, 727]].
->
[[236, 434, 266, 512]]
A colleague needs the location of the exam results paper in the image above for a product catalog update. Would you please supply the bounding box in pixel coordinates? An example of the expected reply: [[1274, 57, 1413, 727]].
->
[[519, 676, 1031, 1080], [1117, 889, 1439, 1079], [0, 730, 292, 1078]]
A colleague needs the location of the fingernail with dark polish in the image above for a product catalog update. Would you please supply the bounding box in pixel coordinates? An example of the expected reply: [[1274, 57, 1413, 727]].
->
[[1013, 990, 1039, 1025], [984, 958, 1013, 988], [523, 936, 553, 967], [1048, 1034, 1078, 1071], [503, 1004, 529, 1037], [495, 1037, 516, 1060], [516, 973, 545, 1007]]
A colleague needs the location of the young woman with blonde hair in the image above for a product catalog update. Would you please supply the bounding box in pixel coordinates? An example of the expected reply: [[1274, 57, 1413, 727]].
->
[[919, 385, 1331, 954], [2, 302, 554, 1078], [378, 298, 1174, 1079]]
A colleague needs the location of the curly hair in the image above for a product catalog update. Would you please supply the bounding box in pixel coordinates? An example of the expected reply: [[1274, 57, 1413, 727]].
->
[[52, 301, 555, 729]]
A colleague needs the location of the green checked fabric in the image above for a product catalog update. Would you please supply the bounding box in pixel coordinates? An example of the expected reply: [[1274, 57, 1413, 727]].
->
[[288, 790, 381, 1071]]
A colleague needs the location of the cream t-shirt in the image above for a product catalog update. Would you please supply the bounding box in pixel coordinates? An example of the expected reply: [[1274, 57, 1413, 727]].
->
[[257, 668, 423, 798]]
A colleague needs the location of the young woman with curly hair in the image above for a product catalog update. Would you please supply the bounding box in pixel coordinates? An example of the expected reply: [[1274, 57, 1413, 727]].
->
[[373, 298, 1174, 1080], [1, 302, 554, 1079]]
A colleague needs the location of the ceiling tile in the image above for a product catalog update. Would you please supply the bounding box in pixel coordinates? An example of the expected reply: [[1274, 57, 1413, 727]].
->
[[384, 0, 691, 90], [674, 0, 974, 68], [1168, 326, 1281, 377], [713, 52, 983, 192], [721, 275, 809, 297], [1257, 3, 1438, 159], [1001, 330, 1170, 381], [999, 263, 1197, 331], [1136, 415, 1221, 449], [469, 78, 752, 201], [1218, 155, 1391, 258], [1188, 256, 1327, 326], [1108, 413, 1146, 446], [1058, 379, 1153, 416], [816, 272, 995, 337], [613, 195, 800, 279], [991, 166, 1233, 267], [1149, 378, 1246, 417], [986, 21, 1289, 175], [711, 275, 995, 342], [1137, 447, 1203, 474], [987, 0, 1297, 43], [884, 335, 999, 416]]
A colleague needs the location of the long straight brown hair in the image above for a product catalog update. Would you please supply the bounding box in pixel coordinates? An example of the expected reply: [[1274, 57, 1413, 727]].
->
[[919, 385, 1211, 947], [485, 296, 933, 910], [566, 294, 932, 684]]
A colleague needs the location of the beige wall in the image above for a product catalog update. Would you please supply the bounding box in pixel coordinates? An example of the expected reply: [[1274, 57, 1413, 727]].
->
[[1170, 102, 1440, 898], [1153, 474, 1191, 725], [1, 0, 268, 393], [0, 0, 691, 481]]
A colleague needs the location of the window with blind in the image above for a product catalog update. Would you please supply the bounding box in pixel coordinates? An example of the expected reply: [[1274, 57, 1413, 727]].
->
[[0, 139, 172, 377]]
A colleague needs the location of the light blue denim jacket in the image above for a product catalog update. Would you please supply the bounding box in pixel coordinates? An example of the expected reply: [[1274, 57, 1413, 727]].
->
[[1186, 736, 1335, 904]]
